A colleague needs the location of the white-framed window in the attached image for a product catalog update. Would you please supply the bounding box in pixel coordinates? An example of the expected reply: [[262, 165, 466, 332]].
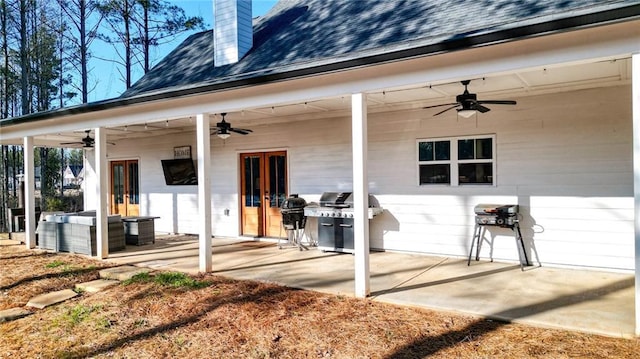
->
[[417, 135, 496, 186]]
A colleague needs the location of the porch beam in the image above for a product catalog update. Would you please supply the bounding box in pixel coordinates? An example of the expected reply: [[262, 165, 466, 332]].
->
[[632, 52, 640, 337], [22, 136, 35, 249], [196, 113, 212, 272], [352, 92, 370, 298], [95, 127, 108, 259]]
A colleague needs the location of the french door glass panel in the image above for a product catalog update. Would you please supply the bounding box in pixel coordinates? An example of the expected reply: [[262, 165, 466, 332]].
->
[[244, 156, 261, 207]]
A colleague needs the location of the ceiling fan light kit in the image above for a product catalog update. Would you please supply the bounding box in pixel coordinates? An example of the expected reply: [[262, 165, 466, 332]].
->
[[457, 109, 476, 118]]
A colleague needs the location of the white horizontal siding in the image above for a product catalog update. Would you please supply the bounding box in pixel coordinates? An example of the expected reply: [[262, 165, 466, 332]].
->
[[102, 85, 634, 271]]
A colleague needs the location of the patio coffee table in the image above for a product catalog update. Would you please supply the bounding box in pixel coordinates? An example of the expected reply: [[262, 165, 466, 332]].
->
[[122, 216, 160, 246]]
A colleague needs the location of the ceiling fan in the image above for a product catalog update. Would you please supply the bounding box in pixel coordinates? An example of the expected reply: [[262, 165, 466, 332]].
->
[[60, 130, 114, 148], [211, 113, 253, 139], [424, 80, 517, 118]]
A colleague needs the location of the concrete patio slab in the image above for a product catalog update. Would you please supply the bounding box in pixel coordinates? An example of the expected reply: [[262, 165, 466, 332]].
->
[[0, 307, 33, 322], [76, 279, 120, 293], [26, 289, 78, 309], [106, 235, 636, 338], [99, 266, 151, 281]]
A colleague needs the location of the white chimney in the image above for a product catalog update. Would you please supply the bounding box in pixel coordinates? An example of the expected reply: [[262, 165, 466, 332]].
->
[[214, 0, 253, 67]]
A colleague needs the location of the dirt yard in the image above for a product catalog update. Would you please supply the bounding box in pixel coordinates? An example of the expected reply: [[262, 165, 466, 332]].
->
[[1, 241, 638, 358]]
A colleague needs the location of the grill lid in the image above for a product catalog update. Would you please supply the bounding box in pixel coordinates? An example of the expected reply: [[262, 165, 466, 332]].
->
[[474, 204, 518, 215], [319, 192, 352, 208], [281, 194, 307, 210]]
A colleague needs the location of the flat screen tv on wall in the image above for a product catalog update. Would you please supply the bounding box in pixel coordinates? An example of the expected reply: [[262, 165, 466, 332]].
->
[[161, 159, 197, 185]]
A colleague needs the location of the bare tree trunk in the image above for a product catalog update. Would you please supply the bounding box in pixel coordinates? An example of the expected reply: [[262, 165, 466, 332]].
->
[[124, 0, 131, 88], [80, 0, 87, 103], [19, 0, 29, 115], [143, 3, 149, 73], [58, 6, 64, 109], [1, 0, 8, 119]]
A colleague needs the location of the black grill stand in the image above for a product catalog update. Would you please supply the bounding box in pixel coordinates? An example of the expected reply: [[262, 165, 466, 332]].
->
[[279, 220, 308, 251], [467, 221, 530, 271]]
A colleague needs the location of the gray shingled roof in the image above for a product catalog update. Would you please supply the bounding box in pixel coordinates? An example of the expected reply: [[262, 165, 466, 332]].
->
[[122, 0, 640, 99]]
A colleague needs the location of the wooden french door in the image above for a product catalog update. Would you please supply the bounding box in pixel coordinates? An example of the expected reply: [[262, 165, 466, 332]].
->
[[240, 151, 287, 238], [110, 160, 140, 216]]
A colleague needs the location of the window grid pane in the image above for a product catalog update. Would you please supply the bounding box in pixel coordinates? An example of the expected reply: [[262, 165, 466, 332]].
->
[[459, 163, 493, 184], [458, 139, 474, 160], [419, 164, 450, 184], [476, 138, 492, 159], [418, 141, 434, 162], [435, 141, 450, 160]]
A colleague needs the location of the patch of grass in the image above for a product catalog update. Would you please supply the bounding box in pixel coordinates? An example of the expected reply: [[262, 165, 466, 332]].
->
[[46, 260, 66, 268], [153, 272, 210, 289], [95, 317, 115, 331], [134, 318, 149, 328], [121, 271, 209, 289], [73, 287, 86, 294], [57, 304, 102, 327], [121, 272, 152, 285]]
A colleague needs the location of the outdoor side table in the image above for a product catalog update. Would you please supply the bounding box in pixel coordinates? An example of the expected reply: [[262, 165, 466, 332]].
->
[[122, 216, 159, 246]]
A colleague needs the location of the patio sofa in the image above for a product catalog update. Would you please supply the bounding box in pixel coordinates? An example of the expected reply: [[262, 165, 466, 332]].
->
[[37, 211, 125, 255]]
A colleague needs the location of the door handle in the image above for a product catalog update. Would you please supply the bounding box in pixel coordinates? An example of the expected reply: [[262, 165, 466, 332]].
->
[[320, 223, 333, 227], [339, 224, 353, 228]]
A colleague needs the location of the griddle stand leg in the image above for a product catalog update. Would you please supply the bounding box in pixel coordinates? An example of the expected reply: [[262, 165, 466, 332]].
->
[[513, 222, 529, 271], [467, 223, 484, 266]]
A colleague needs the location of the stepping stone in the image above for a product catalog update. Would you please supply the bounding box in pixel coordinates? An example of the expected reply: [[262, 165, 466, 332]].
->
[[8, 232, 25, 242], [26, 289, 78, 309], [0, 239, 22, 246], [0, 307, 33, 322], [75, 279, 119, 293], [99, 266, 150, 281]]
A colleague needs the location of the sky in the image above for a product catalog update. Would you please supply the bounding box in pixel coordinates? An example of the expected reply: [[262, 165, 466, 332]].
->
[[88, 0, 278, 102]]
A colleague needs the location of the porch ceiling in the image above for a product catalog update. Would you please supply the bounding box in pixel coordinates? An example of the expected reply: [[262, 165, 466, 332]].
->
[[13, 56, 632, 148]]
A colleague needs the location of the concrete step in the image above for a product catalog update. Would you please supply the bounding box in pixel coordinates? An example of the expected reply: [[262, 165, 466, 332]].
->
[[99, 266, 150, 281], [75, 279, 119, 293], [0, 307, 33, 322], [26, 289, 78, 309]]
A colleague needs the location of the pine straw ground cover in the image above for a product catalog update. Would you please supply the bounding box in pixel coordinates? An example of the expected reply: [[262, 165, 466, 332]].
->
[[1, 243, 639, 358]]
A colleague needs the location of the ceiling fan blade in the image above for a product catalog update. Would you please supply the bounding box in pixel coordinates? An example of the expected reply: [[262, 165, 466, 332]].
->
[[477, 100, 516, 105], [475, 104, 491, 113], [433, 105, 459, 116], [230, 128, 252, 135], [423, 102, 458, 109], [60, 141, 83, 145]]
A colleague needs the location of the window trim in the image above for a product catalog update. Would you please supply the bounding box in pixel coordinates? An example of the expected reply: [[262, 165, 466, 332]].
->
[[417, 134, 497, 186]]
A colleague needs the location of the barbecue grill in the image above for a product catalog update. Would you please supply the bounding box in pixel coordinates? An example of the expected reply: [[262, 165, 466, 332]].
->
[[468, 203, 530, 270], [304, 192, 383, 253], [279, 194, 308, 250]]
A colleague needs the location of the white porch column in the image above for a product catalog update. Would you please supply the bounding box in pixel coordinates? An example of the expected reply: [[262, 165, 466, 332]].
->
[[352, 93, 370, 297], [196, 113, 212, 272], [22, 136, 36, 249], [632, 52, 640, 336], [95, 127, 109, 259]]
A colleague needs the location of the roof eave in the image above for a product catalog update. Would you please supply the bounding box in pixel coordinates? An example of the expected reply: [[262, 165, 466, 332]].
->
[[2, 3, 639, 128]]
